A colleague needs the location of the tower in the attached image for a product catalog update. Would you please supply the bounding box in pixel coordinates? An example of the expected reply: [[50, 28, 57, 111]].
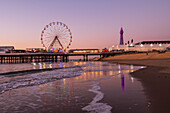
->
[[120, 27, 124, 45]]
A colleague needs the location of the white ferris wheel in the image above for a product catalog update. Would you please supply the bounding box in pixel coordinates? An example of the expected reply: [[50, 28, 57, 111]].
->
[[41, 21, 72, 52]]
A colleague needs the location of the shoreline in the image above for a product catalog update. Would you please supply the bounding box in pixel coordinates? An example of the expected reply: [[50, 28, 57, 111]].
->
[[101, 53, 170, 113]]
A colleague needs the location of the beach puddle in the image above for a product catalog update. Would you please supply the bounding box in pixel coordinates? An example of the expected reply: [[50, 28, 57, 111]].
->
[[0, 61, 148, 113]]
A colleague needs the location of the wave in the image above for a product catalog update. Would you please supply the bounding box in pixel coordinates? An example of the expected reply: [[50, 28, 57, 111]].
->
[[82, 82, 112, 113], [0, 63, 93, 77], [82, 69, 122, 113], [0, 67, 83, 94]]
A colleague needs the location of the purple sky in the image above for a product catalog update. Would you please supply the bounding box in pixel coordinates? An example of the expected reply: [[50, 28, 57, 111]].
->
[[0, 0, 170, 49]]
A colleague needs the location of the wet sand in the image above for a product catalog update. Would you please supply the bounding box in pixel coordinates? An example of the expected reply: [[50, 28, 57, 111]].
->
[[101, 51, 170, 113], [0, 62, 148, 113]]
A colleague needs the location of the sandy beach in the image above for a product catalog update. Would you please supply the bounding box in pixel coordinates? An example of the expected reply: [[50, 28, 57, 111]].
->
[[102, 51, 170, 113]]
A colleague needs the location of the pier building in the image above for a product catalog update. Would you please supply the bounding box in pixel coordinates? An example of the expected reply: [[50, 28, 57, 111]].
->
[[26, 48, 44, 53], [111, 28, 170, 52], [69, 49, 100, 53], [0, 46, 14, 53]]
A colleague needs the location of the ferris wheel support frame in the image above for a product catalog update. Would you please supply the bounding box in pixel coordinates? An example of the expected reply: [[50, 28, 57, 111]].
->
[[49, 36, 64, 50]]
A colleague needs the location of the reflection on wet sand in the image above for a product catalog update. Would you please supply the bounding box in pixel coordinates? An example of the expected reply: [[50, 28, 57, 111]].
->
[[121, 73, 125, 92], [0, 62, 147, 113]]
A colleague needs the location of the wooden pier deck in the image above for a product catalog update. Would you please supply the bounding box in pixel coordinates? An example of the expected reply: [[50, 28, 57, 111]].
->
[[0, 52, 119, 64]]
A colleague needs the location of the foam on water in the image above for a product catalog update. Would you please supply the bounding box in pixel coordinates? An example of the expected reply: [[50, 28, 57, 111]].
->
[[82, 82, 112, 113], [0, 67, 82, 94]]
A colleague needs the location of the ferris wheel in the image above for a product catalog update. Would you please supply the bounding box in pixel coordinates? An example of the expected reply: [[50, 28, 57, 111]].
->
[[41, 21, 72, 52]]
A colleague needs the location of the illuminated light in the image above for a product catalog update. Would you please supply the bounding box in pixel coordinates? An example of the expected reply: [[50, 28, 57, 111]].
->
[[150, 44, 153, 47], [32, 63, 36, 66], [131, 77, 134, 83], [140, 44, 144, 47], [130, 65, 133, 70], [159, 44, 162, 46], [141, 66, 146, 69], [76, 77, 79, 80], [63, 79, 66, 85], [119, 70, 121, 73], [130, 44, 133, 46], [109, 71, 113, 75], [38, 63, 42, 65], [49, 64, 53, 68], [43, 63, 46, 69], [118, 64, 121, 70], [92, 71, 94, 75], [99, 71, 103, 75]]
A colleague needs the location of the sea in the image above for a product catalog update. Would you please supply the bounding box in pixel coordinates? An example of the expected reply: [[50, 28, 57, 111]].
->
[[0, 61, 149, 113]]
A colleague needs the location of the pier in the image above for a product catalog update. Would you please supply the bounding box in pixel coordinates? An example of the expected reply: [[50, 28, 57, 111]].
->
[[0, 52, 120, 64]]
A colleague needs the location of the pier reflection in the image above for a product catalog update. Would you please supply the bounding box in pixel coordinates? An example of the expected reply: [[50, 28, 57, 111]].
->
[[121, 73, 125, 92], [37, 62, 139, 107], [31, 62, 68, 69], [0, 62, 145, 113]]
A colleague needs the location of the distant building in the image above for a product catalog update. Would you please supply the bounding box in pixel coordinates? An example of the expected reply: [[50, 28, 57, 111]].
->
[[111, 40, 170, 52], [134, 41, 170, 51], [0, 46, 14, 53], [6, 49, 26, 53], [26, 48, 44, 53], [69, 49, 100, 53], [120, 27, 124, 45], [111, 28, 170, 52]]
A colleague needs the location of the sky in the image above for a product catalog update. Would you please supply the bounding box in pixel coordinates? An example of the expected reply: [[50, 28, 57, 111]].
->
[[0, 0, 170, 49]]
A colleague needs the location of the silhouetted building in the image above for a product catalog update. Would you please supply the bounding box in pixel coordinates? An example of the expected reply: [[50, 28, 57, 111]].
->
[[6, 49, 26, 53], [0, 46, 14, 53], [120, 27, 124, 45]]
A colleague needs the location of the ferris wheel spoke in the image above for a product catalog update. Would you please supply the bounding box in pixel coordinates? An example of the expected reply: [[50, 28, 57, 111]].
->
[[44, 30, 52, 35], [44, 34, 52, 38], [60, 36, 70, 40], [60, 39, 69, 45], [61, 31, 70, 36], [58, 24, 64, 33], [44, 40, 52, 44], [48, 25, 53, 33], [43, 38, 54, 44], [44, 38, 54, 45], [54, 26, 58, 34], [60, 27, 66, 33], [54, 25, 60, 35], [44, 33, 55, 39], [61, 30, 68, 36], [44, 34, 55, 38], [62, 40, 69, 45]]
